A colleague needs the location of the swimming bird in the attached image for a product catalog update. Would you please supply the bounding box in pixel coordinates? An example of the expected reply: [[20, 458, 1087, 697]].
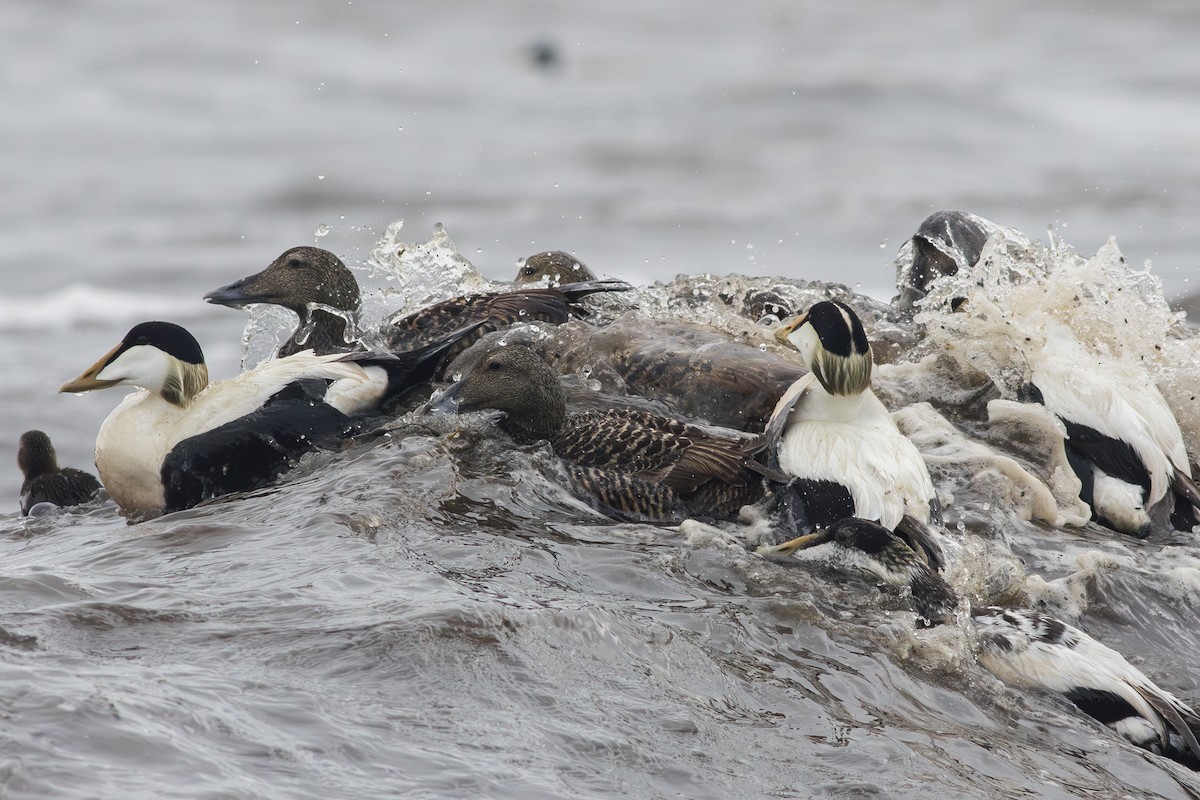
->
[[759, 516, 1200, 766], [431, 342, 774, 524], [759, 300, 943, 568], [1020, 324, 1200, 537], [893, 210, 994, 315], [17, 430, 102, 515], [205, 246, 362, 358], [205, 246, 631, 370], [549, 314, 806, 433], [513, 250, 597, 285], [59, 320, 478, 517]]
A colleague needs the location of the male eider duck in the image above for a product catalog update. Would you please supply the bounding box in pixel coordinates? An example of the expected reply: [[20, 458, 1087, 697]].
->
[[759, 300, 943, 567], [432, 342, 773, 524], [59, 320, 477, 517], [205, 246, 631, 369], [1021, 324, 1200, 537], [17, 430, 102, 515], [761, 516, 1200, 766], [513, 250, 597, 285], [205, 246, 362, 357]]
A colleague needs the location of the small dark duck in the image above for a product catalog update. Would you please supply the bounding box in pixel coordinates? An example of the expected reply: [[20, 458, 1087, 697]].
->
[[18, 430, 102, 515], [513, 250, 597, 285], [432, 343, 773, 523]]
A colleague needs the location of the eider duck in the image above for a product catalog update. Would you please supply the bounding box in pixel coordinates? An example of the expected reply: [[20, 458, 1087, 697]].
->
[[547, 314, 806, 434], [759, 300, 943, 567], [17, 430, 102, 515], [59, 320, 477, 517], [432, 342, 773, 524], [1021, 324, 1200, 537], [893, 210, 993, 316], [514, 250, 597, 285], [205, 246, 631, 369], [205, 246, 361, 358], [760, 516, 1200, 766]]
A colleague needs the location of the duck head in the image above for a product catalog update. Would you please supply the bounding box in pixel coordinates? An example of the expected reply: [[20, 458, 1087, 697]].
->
[[433, 343, 566, 442], [514, 250, 596, 285], [59, 321, 209, 407], [18, 430, 57, 479], [775, 301, 873, 396], [205, 246, 361, 322]]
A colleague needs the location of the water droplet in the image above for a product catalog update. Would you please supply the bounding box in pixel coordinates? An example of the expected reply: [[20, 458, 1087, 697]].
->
[[317, 174, 326, 181], [314, 223, 331, 238], [879, 239, 888, 249], [518, 308, 528, 316]]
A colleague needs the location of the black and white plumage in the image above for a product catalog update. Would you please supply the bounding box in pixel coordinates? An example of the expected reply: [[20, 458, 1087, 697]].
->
[[513, 250, 597, 285], [17, 430, 102, 515], [760, 516, 1200, 766], [973, 606, 1200, 766], [59, 320, 475, 517], [1022, 324, 1200, 537], [759, 300, 943, 569], [432, 343, 773, 524]]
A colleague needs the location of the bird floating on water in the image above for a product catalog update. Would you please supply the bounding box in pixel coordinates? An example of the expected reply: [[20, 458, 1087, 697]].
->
[[59, 320, 478, 517], [17, 429, 102, 515], [432, 342, 774, 524], [759, 300, 943, 568]]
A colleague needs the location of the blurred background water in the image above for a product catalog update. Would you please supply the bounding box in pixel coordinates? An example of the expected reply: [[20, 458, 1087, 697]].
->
[[5, 1, 1200, 797]]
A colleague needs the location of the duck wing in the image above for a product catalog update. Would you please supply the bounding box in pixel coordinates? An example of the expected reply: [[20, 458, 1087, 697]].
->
[[21, 469, 102, 514]]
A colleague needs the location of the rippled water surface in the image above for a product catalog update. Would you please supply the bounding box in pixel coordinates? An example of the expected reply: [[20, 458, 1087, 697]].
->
[[6, 1, 1200, 797]]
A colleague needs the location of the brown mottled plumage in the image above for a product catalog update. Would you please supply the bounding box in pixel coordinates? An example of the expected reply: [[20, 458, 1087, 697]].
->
[[553, 315, 805, 433], [513, 250, 597, 285], [205, 246, 363, 358], [385, 280, 631, 372], [18, 430, 101, 515], [434, 343, 771, 523]]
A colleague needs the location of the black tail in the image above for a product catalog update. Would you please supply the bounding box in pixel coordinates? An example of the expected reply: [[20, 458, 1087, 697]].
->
[[343, 320, 487, 398]]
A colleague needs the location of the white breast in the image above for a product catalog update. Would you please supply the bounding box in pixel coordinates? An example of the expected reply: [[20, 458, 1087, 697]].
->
[[777, 385, 935, 530]]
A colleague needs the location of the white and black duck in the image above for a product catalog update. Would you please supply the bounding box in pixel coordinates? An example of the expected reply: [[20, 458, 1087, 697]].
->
[[759, 300, 943, 568], [59, 320, 477, 517], [431, 342, 775, 524], [205, 246, 631, 370], [761, 516, 1200, 768], [1021, 323, 1200, 537], [17, 429, 102, 515]]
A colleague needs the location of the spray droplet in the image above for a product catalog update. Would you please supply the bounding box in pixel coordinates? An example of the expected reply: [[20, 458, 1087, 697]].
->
[[315, 223, 331, 238], [317, 174, 326, 181], [879, 239, 888, 249]]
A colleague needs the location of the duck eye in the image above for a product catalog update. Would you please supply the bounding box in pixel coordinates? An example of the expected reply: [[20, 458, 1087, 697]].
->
[[487, 361, 503, 371], [522, 267, 535, 276], [288, 258, 304, 269]]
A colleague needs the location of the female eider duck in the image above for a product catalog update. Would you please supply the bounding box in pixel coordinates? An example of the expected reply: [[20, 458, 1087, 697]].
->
[[18, 430, 102, 515], [759, 300, 943, 568], [205, 246, 631, 369], [205, 246, 362, 358], [59, 320, 477, 517], [892, 210, 993, 316], [761, 516, 1200, 766], [432, 342, 774, 524], [513, 250, 597, 285], [1022, 324, 1200, 537]]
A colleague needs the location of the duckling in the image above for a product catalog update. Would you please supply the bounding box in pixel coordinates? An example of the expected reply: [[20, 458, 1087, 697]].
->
[[59, 320, 478, 516], [760, 516, 1200, 767], [1022, 324, 1200, 537], [760, 300, 943, 568], [17, 430, 102, 515], [514, 250, 597, 285], [432, 342, 772, 523]]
